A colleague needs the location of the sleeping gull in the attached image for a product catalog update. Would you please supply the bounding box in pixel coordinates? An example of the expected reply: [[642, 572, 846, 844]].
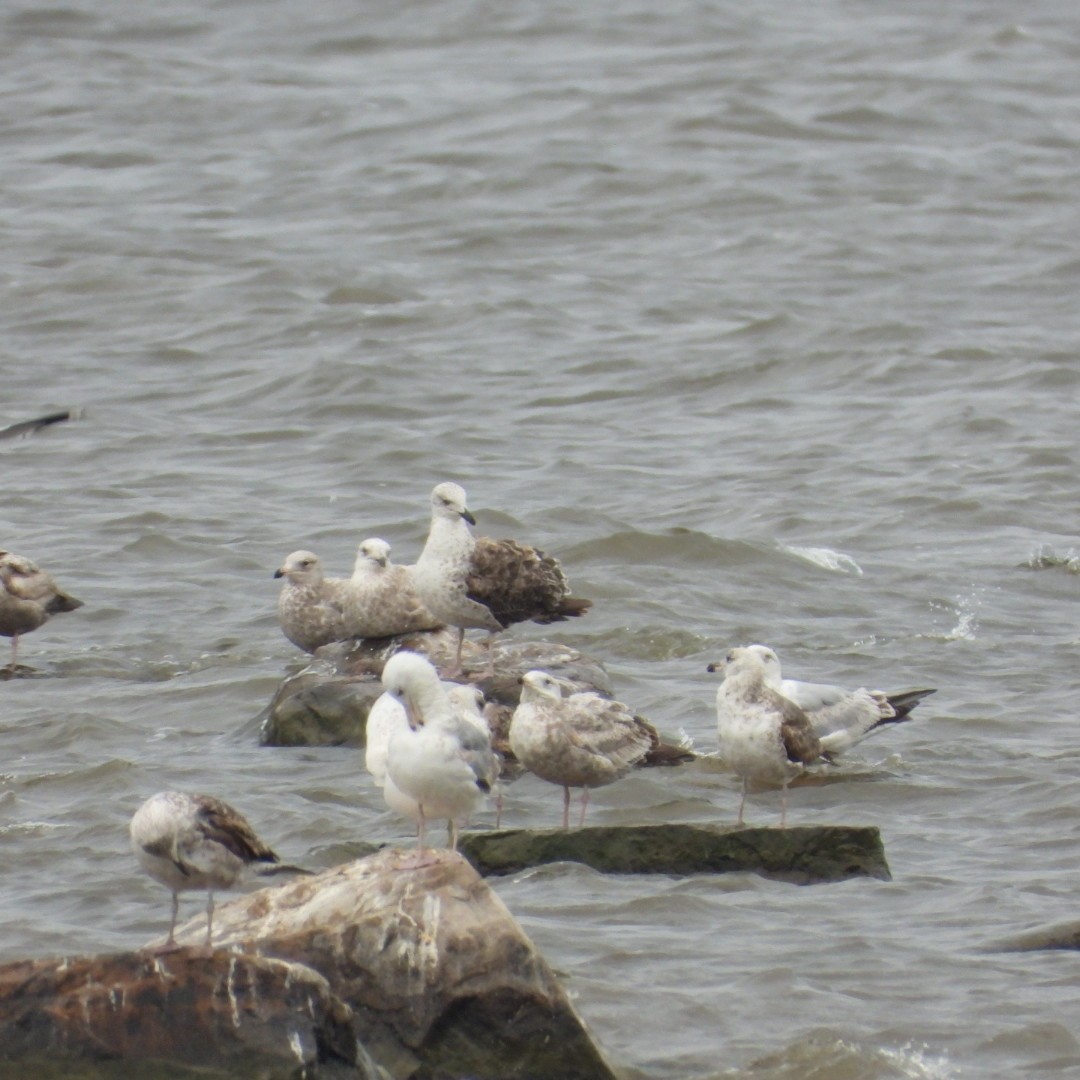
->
[[130, 791, 284, 950], [343, 537, 443, 639], [412, 482, 592, 676], [509, 670, 652, 829], [0, 550, 83, 669], [273, 550, 351, 653], [708, 646, 833, 827], [366, 677, 501, 834], [739, 644, 936, 754], [381, 651, 498, 854]]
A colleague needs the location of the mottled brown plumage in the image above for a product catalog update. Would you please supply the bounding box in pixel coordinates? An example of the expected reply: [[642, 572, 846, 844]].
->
[[0, 550, 83, 668]]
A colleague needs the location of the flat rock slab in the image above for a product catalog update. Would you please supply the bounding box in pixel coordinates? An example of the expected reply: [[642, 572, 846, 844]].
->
[[458, 823, 891, 885]]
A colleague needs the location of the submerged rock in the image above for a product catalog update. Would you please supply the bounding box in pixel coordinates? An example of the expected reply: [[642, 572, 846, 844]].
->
[[259, 633, 614, 748], [458, 823, 891, 885], [0, 949, 366, 1080], [992, 920, 1080, 953]]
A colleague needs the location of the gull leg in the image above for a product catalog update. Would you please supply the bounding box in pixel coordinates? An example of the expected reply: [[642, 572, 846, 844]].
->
[[578, 787, 590, 829], [417, 805, 427, 851], [205, 891, 215, 948], [165, 891, 179, 949], [780, 780, 788, 829], [736, 779, 747, 826], [448, 819, 459, 851], [562, 786, 571, 830]]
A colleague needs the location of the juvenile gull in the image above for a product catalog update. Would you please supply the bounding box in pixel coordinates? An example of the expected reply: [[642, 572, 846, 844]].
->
[[412, 482, 592, 676], [381, 651, 498, 853], [708, 646, 834, 827], [273, 549, 351, 653], [741, 644, 937, 753], [342, 537, 443, 639], [0, 550, 83, 669], [129, 791, 282, 950], [509, 670, 652, 829]]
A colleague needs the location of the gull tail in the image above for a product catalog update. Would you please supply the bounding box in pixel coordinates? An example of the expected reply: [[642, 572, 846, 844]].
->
[[880, 687, 937, 722]]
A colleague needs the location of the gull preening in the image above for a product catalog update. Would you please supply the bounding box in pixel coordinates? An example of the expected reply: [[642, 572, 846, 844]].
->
[[509, 670, 652, 829], [709, 646, 829, 827], [741, 644, 936, 754], [129, 791, 283, 950], [412, 482, 592, 676], [344, 537, 442, 638], [0, 550, 83, 669], [380, 651, 498, 853], [273, 549, 351, 653]]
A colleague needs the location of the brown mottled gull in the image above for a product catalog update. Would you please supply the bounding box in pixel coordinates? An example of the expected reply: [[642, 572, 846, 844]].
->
[[742, 643, 936, 752], [0, 550, 83, 669], [412, 482, 592, 676], [273, 549, 351, 653], [342, 537, 442, 639], [708, 645, 833, 827], [509, 670, 652, 829], [129, 791, 283, 950]]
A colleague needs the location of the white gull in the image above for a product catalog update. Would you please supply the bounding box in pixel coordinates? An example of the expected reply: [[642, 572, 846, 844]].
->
[[381, 651, 498, 853]]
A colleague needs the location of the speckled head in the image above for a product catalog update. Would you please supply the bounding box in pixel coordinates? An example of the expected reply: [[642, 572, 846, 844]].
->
[[430, 482, 476, 526], [274, 550, 323, 583], [519, 669, 565, 703], [357, 538, 391, 568]]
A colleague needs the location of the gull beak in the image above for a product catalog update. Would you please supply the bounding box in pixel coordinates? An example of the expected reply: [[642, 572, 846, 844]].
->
[[403, 695, 423, 731], [705, 662, 719, 673], [273, 567, 286, 579], [461, 508, 476, 526], [375, 556, 388, 568]]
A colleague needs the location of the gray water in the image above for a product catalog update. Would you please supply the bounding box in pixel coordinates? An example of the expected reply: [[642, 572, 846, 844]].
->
[[3, 0, 1080, 1076]]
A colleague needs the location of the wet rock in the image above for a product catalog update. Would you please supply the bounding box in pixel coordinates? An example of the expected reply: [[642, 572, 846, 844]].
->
[[259, 633, 613, 748], [169, 847, 619, 1080], [0, 949, 367, 1080], [993, 920, 1080, 952], [457, 823, 891, 885]]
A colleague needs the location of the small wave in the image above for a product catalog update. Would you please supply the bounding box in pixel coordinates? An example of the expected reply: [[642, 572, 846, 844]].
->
[[777, 543, 863, 576], [1026, 544, 1080, 573]]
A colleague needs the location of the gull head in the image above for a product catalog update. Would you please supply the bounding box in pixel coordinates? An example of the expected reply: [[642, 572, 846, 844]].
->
[[706, 645, 768, 680], [745, 644, 781, 684], [381, 650, 441, 729], [430, 482, 476, 526], [519, 669, 565, 704], [355, 538, 391, 571], [274, 550, 323, 584], [447, 683, 485, 718]]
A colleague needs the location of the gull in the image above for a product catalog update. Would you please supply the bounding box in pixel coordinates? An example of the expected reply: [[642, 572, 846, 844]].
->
[[365, 678, 501, 833], [381, 651, 498, 853], [342, 537, 443, 639], [0, 550, 83, 669], [740, 644, 936, 754], [0, 410, 75, 441], [273, 550, 351, 653], [509, 670, 652, 829], [130, 791, 283, 950], [412, 482, 591, 677], [708, 646, 835, 827]]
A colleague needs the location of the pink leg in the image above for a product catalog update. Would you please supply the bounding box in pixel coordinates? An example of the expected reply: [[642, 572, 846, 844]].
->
[[205, 891, 215, 947], [578, 788, 590, 828], [736, 779, 747, 826], [561, 787, 571, 830]]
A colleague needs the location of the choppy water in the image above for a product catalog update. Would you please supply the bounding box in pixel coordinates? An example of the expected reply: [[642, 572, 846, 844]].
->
[[3, 0, 1080, 1076]]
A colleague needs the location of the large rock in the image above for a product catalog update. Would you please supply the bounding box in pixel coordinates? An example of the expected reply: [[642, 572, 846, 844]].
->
[[170, 848, 618, 1080], [458, 823, 891, 885], [259, 634, 613, 748], [0, 949, 369, 1080]]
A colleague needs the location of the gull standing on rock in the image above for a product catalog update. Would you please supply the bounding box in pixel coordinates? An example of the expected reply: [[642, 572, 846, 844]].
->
[[381, 651, 498, 853], [742, 644, 937, 754], [129, 791, 284, 950], [412, 482, 592, 677], [0, 550, 83, 670], [273, 550, 350, 653], [708, 646, 836, 827], [509, 670, 652, 829], [343, 538, 443, 639]]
